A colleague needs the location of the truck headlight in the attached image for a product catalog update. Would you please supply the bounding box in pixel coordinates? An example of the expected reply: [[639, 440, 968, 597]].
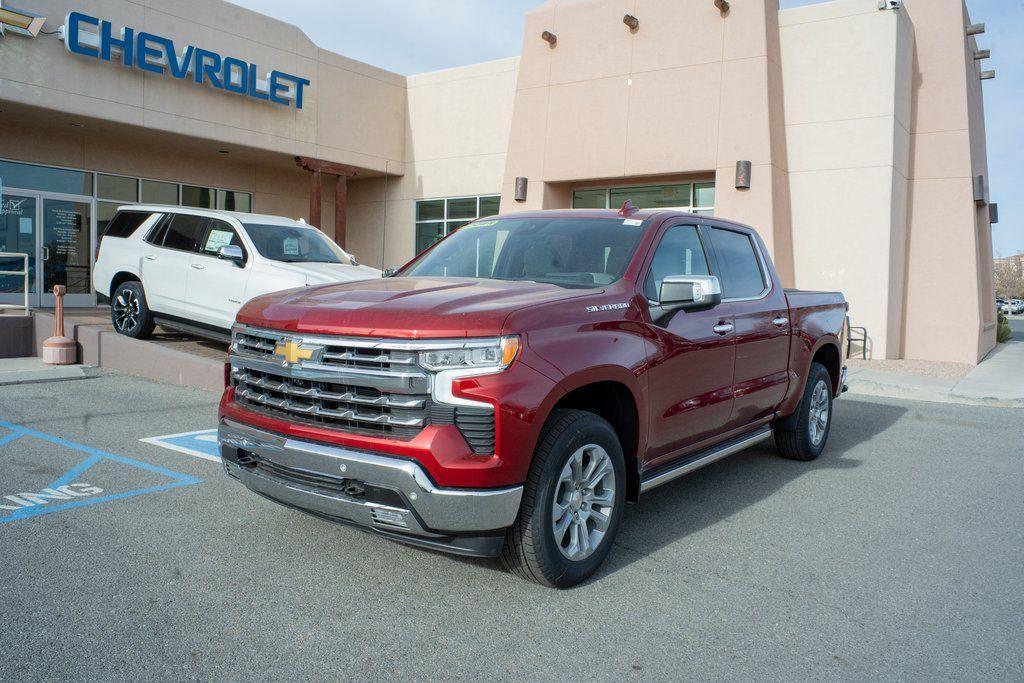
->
[[421, 336, 520, 408], [419, 336, 520, 372]]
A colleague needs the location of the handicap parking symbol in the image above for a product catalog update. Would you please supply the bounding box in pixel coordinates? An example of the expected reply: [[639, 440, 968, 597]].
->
[[140, 429, 221, 462], [0, 420, 201, 524]]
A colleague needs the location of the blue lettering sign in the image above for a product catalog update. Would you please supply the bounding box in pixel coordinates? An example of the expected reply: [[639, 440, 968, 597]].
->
[[61, 11, 310, 109]]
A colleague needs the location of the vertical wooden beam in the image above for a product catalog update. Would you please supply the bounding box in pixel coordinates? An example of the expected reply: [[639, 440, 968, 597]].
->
[[334, 174, 348, 248], [308, 169, 323, 229]]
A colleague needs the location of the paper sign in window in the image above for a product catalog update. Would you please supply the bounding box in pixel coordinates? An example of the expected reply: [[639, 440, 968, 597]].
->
[[283, 237, 300, 255], [204, 229, 234, 253]]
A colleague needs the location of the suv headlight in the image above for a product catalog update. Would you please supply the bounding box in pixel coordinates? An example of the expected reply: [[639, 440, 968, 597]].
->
[[419, 336, 520, 373], [421, 336, 520, 408]]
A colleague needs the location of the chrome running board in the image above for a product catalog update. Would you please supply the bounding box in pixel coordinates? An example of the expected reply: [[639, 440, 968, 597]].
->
[[640, 428, 773, 493]]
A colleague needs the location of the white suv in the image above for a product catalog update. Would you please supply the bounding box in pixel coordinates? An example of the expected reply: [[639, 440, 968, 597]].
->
[[93, 205, 380, 340]]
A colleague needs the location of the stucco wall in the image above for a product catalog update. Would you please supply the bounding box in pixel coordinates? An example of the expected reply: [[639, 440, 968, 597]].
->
[[345, 58, 518, 269], [780, 0, 913, 360]]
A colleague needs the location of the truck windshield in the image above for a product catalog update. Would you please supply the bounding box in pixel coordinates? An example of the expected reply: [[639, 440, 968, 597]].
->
[[242, 224, 353, 265], [401, 217, 646, 288]]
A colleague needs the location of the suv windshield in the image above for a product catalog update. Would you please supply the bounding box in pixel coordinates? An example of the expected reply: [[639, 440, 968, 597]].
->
[[401, 217, 646, 288], [242, 224, 352, 264]]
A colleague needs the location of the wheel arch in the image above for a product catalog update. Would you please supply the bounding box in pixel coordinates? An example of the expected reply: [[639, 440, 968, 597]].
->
[[108, 270, 142, 298]]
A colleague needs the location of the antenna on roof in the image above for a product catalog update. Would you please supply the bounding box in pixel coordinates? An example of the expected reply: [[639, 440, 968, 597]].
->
[[297, 217, 306, 225], [618, 199, 639, 217]]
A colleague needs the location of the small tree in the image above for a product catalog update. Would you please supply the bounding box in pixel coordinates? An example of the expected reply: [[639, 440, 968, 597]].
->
[[994, 256, 1024, 299]]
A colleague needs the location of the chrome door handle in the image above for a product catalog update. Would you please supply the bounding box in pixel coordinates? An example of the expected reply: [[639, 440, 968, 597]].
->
[[713, 322, 734, 335], [772, 317, 789, 327], [144, 254, 157, 260], [191, 263, 205, 270]]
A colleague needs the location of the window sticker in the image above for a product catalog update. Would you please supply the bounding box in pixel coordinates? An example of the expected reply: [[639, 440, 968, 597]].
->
[[467, 220, 497, 229], [204, 229, 234, 253], [623, 218, 643, 226], [283, 237, 300, 255]]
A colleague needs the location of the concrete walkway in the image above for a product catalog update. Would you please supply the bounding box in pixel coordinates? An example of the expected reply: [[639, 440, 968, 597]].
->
[[0, 357, 93, 386], [848, 341, 1024, 408]]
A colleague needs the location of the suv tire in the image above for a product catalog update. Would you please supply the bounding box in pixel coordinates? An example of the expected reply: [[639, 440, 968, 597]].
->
[[110, 281, 156, 339], [774, 362, 833, 461], [501, 409, 626, 588]]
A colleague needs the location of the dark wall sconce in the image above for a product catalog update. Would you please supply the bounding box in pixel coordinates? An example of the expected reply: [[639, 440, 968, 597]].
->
[[966, 23, 985, 36], [714, 0, 730, 14], [989, 203, 998, 224], [735, 161, 751, 190], [514, 176, 529, 202], [981, 70, 995, 80], [541, 30, 557, 47], [974, 49, 990, 60], [622, 14, 639, 31], [973, 174, 986, 205]]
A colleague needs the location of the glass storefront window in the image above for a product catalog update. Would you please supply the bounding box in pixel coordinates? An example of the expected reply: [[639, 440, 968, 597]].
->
[[97, 174, 138, 202], [694, 182, 715, 209], [141, 179, 179, 205], [0, 159, 92, 195], [97, 201, 122, 238], [571, 189, 606, 209], [413, 195, 500, 254], [181, 185, 214, 208], [572, 182, 715, 215], [216, 189, 252, 212]]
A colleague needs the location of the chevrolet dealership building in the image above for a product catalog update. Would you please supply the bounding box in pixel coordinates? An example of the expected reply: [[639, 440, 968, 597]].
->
[[0, 0, 998, 364]]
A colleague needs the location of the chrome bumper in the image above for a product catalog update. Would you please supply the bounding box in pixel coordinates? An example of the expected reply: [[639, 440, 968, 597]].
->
[[218, 420, 522, 556]]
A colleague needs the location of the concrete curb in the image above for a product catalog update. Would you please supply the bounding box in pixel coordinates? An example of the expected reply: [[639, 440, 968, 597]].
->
[[847, 377, 1024, 409]]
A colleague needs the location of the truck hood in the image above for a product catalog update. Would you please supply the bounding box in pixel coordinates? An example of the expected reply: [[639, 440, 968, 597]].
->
[[236, 277, 593, 338], [262, 261, 382, 284]]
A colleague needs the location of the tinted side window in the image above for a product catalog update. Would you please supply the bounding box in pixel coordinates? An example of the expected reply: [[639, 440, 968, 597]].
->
[[102, 211, 153, 239], [644, 225, 710, 300], [198, 220, 246, 258], [708, 228, 766, 299], [162, 214, 208, 252], [144, 214, 170, 246]]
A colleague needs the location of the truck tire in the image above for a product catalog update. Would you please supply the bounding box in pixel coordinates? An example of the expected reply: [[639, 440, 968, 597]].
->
[[110, 281, 156, 339], [501, 409, 626, 588], [773, 362, 833, 461]]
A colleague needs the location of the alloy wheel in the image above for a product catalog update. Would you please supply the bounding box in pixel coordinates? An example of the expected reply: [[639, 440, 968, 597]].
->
[[113, 288, 140, 333], [808, 379, 830, 446], [551, 443, 616, 561]]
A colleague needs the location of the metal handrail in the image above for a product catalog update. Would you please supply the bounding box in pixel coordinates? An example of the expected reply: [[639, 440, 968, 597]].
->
[[0, 252, 30, 315]]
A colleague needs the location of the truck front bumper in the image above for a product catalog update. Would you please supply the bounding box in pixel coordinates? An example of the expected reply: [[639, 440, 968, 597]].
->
[[218, 419, 523, 557]]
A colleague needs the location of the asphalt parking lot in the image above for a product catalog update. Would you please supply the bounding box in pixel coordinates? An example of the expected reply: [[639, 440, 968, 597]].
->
[[1, 372, 1022, 680]]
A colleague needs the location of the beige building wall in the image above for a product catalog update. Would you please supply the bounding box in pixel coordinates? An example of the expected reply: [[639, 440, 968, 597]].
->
[[779, 0, 913, 359], [346, 58, 519, 269], [499, 0, 794, 283], [900, 0, 996, 364]]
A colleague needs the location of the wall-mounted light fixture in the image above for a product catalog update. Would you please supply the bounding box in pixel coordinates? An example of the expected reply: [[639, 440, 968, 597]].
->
[[514, 176, 528, 202], [541, 30, 557, 47], [973, 175, 986, 206], [622, 14, 639, 31], [966, 23, 985, 36], [877, 0, 900, 9], [974, 49, 991, 60], [980, 70, 995, 80], [989, 203, 998, 224], [735, 160, 751, 190], [714, 0, 730, 14]]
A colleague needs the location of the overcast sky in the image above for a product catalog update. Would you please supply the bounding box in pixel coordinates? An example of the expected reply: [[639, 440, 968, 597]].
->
[[230, 0, 1024, 256]]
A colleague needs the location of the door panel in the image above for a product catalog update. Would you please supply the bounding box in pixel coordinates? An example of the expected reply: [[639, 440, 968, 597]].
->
[[725, 295, 791, 427], [0, 194, 38, 308], [139, 214, 207, 317], [41, 198, 92, 307], [184, 220, 251, 329], [640, 223, 736, 468]]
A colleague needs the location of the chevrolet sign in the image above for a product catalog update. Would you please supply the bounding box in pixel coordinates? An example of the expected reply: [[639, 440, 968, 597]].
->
[[59, 11, 310, 109]]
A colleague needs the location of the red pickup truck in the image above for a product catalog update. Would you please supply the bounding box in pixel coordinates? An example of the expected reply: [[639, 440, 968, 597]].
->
[[218, 206, 847, 587]]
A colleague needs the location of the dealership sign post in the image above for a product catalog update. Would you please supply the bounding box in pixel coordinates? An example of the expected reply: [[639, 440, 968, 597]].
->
[[59, 11, 310, 108]]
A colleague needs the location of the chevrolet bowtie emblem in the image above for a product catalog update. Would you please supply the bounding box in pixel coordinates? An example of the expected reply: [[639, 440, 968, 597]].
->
[[0, 1, 46, 39], [273, 340, 317, 365]]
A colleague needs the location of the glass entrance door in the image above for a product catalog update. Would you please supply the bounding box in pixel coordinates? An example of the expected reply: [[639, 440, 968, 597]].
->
[[0, 193, 39, 308], [40, 197, 93, 307]]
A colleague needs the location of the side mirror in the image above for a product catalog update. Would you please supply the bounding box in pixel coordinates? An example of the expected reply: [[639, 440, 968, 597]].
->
[[382, 267, 398, 278], [659, 274, 722, 311], [349, 254, 360, 266], [218, 244, 245, 265]]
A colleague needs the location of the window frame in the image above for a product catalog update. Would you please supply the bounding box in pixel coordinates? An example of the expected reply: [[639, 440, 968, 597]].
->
[[195, 218, 248, 262], [572, 181, 715, 214], [641, 222, 712, 303], [703, 225, 772, 303], [414, 194, 501, 254]]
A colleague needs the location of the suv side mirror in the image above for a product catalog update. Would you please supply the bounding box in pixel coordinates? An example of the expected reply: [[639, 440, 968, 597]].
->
[[382, 267, 398, 278], [659, 274, 722, 311], [218, 245, 245, 265]]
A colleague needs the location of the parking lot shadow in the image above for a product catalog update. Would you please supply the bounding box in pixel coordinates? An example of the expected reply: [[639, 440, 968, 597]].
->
[[599, 397, 908, 579]]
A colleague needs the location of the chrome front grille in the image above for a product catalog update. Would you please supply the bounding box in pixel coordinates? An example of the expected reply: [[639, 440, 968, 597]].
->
[[230, 327, 434, 440]]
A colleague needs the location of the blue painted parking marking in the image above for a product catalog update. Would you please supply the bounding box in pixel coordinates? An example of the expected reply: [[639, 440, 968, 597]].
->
[[0, 420, 201, 524], [140, 429, 221, 462]]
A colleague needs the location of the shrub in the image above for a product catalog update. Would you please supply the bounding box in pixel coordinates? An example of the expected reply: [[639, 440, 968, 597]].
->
[[997, 311, 1012, 343]]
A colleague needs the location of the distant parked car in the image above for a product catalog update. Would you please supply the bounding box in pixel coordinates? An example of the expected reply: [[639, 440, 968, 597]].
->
[[93, 205, 381, 341], [1011, 300, 1024, 315]]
